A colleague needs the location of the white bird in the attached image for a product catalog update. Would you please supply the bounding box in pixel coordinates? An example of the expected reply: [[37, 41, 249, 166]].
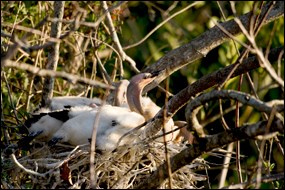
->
[[106, 80, 130, 107], [19, 81, 130, 148], [48, 105, 145, 151], [126, 72, 180, 142], [33, 96, 102, 112], [48, 72, 186, 151], [106, 73, 187, 143], [17, 97, 99, 148]]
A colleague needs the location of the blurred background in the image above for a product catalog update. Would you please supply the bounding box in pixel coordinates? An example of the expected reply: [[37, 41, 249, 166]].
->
[[1, 1, 284, 188]]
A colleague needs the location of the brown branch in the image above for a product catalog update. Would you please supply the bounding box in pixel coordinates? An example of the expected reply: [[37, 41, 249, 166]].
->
[[2, 60, 113, 90], [221, 172, 284, 189], [142, 1, 284, 93], [186, 89, 284, 136], [143, 47, 284, 140], [101, 1, 140, 73], [135, 118, 284, 189], [41, 1, 65, 108], [1, 16, 48, 64]]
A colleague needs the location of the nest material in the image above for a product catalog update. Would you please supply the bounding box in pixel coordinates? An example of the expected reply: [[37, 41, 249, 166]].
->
[[2, 139, 207, 189]]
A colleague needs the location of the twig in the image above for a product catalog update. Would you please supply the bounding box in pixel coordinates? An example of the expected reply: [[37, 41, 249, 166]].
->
[[135, 118, 284, 189], [2, 59, 113, 89], [185, 90, 284, 123], [94, 51, 112, 85], [10, 153, 49, 177], [162, 76, 173, 188], [235, 78, 243, 183], [123, 1, 202, 50], [232, 4, 284, 89], [1, 15, 48, 65], [143, 47, 284, 141], [89, 93, 110, 189], [221, 172, 284, 189], [1, 72, 21, 125], [142, 1, 284, 93], [218, 142, 234, 188], [201, 104, 241, 127], [256, 105, 277, 189], [101, 1, 140, 73]]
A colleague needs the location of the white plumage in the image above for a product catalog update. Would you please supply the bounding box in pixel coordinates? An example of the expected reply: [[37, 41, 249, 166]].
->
[[49, 105, 145, 151], [26, 115, 64, 141], [24, 72, 188, 152], [20, 98, 98, 145], [48, 72, 174, 151], [36, 96, 102, 111]]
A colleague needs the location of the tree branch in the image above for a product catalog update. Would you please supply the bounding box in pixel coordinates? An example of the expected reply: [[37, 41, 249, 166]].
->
[[41, 1, 65, 107], [101, 1, 140, 73], [135, 118, 284, 189], [142, 1, 284, 93], [186, 89, 284, 136], [2, 60, 113, 90], [143, 47, 284, 140]]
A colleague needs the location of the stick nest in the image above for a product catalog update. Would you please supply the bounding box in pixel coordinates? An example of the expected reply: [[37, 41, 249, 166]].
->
[[2, 139, 207, 189]]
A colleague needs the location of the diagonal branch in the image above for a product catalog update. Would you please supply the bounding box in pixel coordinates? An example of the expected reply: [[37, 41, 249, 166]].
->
[[101, 1, 140, 73], [2, 59, 113, 90], [185, 89, 284, 136], [142, 1, 284, 93], [135, 118, 284, 189], [143, 47, 284, 140]]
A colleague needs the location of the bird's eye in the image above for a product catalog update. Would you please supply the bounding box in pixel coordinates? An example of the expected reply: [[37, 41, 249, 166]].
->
[[111, 120, 117, 126]]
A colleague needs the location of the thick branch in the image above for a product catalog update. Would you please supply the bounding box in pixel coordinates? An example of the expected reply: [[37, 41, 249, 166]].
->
[[41, 1, 65, 107], [186, 89, 284, 135], [142, 1, 284, 93], [143, 47, 284, 139], [135, 118, 284, 189]]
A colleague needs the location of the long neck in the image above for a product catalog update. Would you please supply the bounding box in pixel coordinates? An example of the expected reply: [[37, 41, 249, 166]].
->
[[139, 97, 161, 120], [114, 80, 129, 107], [127, 82, 145, 116]]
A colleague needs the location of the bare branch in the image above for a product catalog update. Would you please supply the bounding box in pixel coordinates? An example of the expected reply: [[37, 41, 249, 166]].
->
[[41, 1, 65, 107], [123, 1, 202, 50], [1, 16, 48, 64], [135, 118, 284, 189], [142, 1, 284, 93], [185, 89, 284, 136], [221, 172, 284, 189], [143, 47, 284, 140], [101, 1, 140, 73], [2, 59, 113, 90]]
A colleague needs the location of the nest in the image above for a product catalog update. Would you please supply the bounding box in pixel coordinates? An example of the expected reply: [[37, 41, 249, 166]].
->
[[2, 139, 208, 189]]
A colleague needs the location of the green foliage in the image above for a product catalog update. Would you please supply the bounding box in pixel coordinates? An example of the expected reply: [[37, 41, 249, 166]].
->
[[1, 1, 284, 189]]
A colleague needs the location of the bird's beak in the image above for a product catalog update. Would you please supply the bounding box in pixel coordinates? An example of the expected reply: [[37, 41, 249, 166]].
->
[[149, 70, 161, 78], [139, 70, 162, 87]]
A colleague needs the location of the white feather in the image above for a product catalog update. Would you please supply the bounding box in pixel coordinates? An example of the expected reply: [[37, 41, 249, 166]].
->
[[27, 102, 97, 142], [50, 96, 102, 110], [50, 105, 145, 151], [28, 115, 64, 141]]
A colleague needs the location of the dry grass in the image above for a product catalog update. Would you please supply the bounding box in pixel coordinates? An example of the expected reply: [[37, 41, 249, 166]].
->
[[2, 139, 207, 189]]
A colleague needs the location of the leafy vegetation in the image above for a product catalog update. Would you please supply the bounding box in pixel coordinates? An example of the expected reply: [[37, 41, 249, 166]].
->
[[1, 1, 284, 189]]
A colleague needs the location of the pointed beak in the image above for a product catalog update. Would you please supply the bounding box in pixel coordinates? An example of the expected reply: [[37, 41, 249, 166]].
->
[[139, 70, 162, 87], [149, 70, 161, 78]]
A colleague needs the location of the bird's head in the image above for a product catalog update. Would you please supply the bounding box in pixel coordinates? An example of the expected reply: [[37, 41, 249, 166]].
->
[[127, 71, 161, 116]]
